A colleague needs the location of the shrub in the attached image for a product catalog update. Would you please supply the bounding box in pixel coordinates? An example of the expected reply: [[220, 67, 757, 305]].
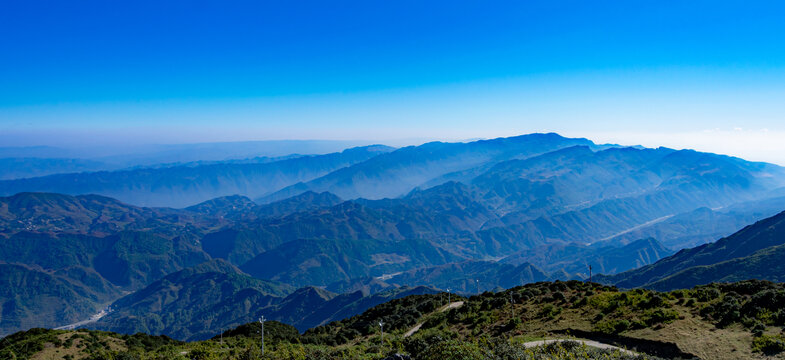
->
[[752, 334, 785, 355], [751, 321, 767, 337], [594, 319, 631, 334], [642, 308, 680, 327], [419, 340, 484, 360], [538, 304, 561, 319], [695, 288, 721, 302], [641, 294, 665, 309]]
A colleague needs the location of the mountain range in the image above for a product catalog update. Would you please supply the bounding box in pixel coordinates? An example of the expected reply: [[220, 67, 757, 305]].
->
[[0, 140, 372, 180], [1, 133, 785, 341], [0, 145, 392, 208]]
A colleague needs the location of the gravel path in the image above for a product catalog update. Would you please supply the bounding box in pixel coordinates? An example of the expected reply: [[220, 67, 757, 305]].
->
[[522, 339, 637, 355], [404, 301, 464, 338], [403, 323, 423, 337]]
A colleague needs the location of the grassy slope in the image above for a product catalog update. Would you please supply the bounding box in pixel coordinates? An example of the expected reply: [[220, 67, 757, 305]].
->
[[7, 280, 785, 359]]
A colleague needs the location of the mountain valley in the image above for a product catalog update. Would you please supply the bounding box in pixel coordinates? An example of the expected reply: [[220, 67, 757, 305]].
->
[[1, 133, 785, 359]]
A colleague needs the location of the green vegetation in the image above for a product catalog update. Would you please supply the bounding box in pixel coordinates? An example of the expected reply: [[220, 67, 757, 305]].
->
[[0, 329, 658, 360], [0, 329, 181, 360], [685, 281, 785, 354], [751, 334, 785, 355], [10, 280, 785, 359], [302, 294, 448, 345], [0, 328, 64, 359]]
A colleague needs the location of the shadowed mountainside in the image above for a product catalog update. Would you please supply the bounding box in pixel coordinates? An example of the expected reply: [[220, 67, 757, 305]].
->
[[89, 259, 438, 340], [599, 210, 785, 290]]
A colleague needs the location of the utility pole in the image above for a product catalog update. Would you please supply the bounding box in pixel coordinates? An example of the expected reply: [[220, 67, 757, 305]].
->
[[588, 265, 593, 283], [447, 288, 451, 305], [510, 292, 515, 319], [379, 320, 384, 348], [476, 279, 480, 294], [259, 316, 266, 356]]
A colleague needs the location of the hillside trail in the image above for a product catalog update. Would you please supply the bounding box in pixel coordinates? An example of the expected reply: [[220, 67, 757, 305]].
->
[[402, 302, 637, 355], [404, 301, 464, 338], [521, 339, 637, 355]]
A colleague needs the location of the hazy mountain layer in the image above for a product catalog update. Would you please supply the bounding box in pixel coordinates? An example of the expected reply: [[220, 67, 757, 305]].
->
[[259, 133, 599, 202], [0, 145, 392, 207], [0, 157, 111, 180]]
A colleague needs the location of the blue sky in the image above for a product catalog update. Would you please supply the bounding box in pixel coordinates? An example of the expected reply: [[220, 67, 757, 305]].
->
[[2, 1, 785, 163]]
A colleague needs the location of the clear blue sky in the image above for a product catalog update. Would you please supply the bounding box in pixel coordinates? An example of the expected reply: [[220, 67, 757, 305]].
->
[[2, 1, 785, 163]]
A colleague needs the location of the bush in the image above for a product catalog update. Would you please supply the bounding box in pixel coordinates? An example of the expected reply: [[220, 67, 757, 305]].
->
[[641, 294, 665, 309], [752, 334, 785, 355], [642, 308, 680, 327], [419, 340, 484, 360], [751, 321, 767, 337], [694, 288, 721, 302], [594, 319, 631, 334], [538, 304, 561, 319]]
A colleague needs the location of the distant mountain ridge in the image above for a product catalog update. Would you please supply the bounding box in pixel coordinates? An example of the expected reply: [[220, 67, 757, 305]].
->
[[0, 145, 392, 207], [259, 133, 600, 202]]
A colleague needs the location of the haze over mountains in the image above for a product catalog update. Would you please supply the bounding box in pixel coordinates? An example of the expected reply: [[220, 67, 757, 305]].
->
[[2, 133, 785, 341], [0, 140, 372, 180], [0, 145, 392, 207]]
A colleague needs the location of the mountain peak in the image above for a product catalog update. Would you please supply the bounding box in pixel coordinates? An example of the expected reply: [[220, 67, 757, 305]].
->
[[283, 286, 338, 303]]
